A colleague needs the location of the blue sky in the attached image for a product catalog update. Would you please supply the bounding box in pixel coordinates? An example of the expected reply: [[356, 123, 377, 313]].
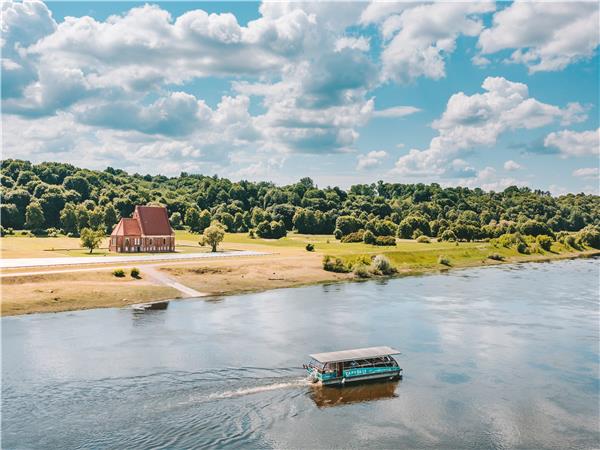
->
[[2, 1, 599, 193]]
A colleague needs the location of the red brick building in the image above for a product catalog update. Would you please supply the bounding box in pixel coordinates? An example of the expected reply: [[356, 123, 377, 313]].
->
[[109, 205, 175, 253]]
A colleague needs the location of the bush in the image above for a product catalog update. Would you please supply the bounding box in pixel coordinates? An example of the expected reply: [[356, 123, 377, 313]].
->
[[334, 228, 342, 240], [372, 254, 395, 275], [488, 253, 505, 261], [353, 264, 372, 278], [6, 227, 14, 235], [375, 235, 396, 246], [46, 227, 60, 237], [248, 229, 255, 239], [564, 234, 580, 249], [516, 242, 529, 254], [439, 229, 457, 242], [363, 229, 376, 245], [412, 229, 423, 239], [322, 255, 350, 273], [130, 267, 140, 278], [497, 232, 525, 248], [536, 235, 553, 251], [112, 269, 125, 278], [438, 255, 451, 266], [341, 230, 364, 243], [305, 243, 314, 252], [416, 235, 430, 243], [577, 225, 600, 249]]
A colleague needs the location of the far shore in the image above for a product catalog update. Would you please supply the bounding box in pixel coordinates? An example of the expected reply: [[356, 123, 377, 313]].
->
[[2, 231, 598, 317]]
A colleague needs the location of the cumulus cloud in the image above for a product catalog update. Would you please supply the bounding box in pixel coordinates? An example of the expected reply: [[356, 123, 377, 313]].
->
[[373, 105, 420, 118], [335, 36, 370, 52], [503, 160, 522, 171], [357, 150, 387, 170], [479, 2, 600, 73], [572, 167, 599, 179], [365, 2, 495, 82], [393, 77, 586, 177], [544, 128, 600, 158]]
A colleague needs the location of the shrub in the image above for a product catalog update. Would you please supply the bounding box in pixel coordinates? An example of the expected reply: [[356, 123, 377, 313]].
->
[[363, 229, 376, 245], [248, 229, 255, 239], [438, 255, 451, 266], [497, 232, 525, 248], [322, 255, 350, 273], [334, 228, 342, 240], [488, 253, 505, 261], [412, 229, 423, 239], [6, 228, 14, 235], [341, 230, 365, 243], [375, 235, 396, 246], [536, 235, 553, 251], [516, 242, 529, 254], [112, 269, 125, 278], [564, 234, 580, 249], [353, 264, 372, 278], [305, 243, 314, 252], [46, 227, 60, 237], [439, 229, 457, 242], [372, 254, 395, 275], [130, 267, 140, 278], [577, 225, 600, 249], [416, 235, 430, 243]]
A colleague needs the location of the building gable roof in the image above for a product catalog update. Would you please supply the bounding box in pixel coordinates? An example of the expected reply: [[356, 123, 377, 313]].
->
[[111, 218, 141, 236], [134, 205, 173, 236]]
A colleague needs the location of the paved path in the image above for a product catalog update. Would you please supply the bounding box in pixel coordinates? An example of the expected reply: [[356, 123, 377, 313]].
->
[[0, 250, 268, 269], [142, 266, 206, 298]]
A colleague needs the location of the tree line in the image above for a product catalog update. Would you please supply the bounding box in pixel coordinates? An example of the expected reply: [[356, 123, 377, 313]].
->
[[1, 159, 599, 243]]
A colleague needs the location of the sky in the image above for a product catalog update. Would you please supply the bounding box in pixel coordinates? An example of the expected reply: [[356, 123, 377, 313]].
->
[[2, 1, 599, 193]]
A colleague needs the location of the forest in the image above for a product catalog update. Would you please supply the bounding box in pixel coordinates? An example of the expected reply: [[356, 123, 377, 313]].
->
[[1, 159, 599, 246]]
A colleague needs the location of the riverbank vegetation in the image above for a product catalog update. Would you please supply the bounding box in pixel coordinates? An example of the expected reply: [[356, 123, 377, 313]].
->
[[2, 159, 598, 245]]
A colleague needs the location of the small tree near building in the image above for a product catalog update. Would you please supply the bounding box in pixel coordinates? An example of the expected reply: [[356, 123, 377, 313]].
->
[[203, 222, 225, 252], [80, 227, 104, 254]]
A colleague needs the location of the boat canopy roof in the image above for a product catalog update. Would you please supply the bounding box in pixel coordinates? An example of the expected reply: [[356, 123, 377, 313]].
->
[[309, 346, 400, 364]]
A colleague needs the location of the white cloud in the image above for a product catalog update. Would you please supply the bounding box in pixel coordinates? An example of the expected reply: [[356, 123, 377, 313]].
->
[[572, 167, 599, 179], [357, 150, 387, 170], [544, 128, 600, 158], [479, 2, 600, 72], [458, 166, 528, 192], [504, 160, 522, 171], [373, 105, 420, 118], [393, 76, 585, 177], [371, 2, 495, 82], [335, 36, 370, 52]]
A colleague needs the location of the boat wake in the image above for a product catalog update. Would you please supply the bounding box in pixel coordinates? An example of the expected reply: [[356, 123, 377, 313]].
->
[[206, 377, 311, 400]]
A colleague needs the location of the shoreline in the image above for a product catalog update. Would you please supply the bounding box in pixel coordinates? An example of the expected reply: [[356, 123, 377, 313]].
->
[[2, 247, 598, 317]]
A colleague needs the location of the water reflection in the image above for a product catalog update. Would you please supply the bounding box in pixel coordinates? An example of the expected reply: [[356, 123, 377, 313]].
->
[[309, 381, 399, 408]]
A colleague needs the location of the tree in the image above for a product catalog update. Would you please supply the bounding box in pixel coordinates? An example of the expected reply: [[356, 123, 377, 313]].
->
[[25, 202, 44, 232], [89, 206, 105, 230], [185, 207, 201, 232], [76, 204, 90, 231], [80, 227, 104, 254], [63, 175, 90, 199], [203, 222, 225, 252], [104, 204, 119, 233], [198, 209, 211, 233], [60, 203, 78, 235], [335, 215, 363, 236], [170, 212, 183, 229], [0, 203, 20, 229]]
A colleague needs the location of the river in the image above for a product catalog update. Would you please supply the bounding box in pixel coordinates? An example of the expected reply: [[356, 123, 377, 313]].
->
[[2, 258, 599, 449]]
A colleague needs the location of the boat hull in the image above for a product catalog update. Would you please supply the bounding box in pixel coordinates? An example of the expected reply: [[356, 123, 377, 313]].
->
[[321, 369, 402, 386]]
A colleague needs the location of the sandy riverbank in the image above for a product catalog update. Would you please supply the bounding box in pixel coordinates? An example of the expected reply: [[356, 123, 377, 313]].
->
[[2, 241, 597, 316]]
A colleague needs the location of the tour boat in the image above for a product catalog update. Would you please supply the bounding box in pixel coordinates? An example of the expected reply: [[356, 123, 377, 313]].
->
[[304, 346, 402, 386]]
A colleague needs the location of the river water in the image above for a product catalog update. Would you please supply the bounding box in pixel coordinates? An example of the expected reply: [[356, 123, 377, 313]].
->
[[2, 258, 599, 449]]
